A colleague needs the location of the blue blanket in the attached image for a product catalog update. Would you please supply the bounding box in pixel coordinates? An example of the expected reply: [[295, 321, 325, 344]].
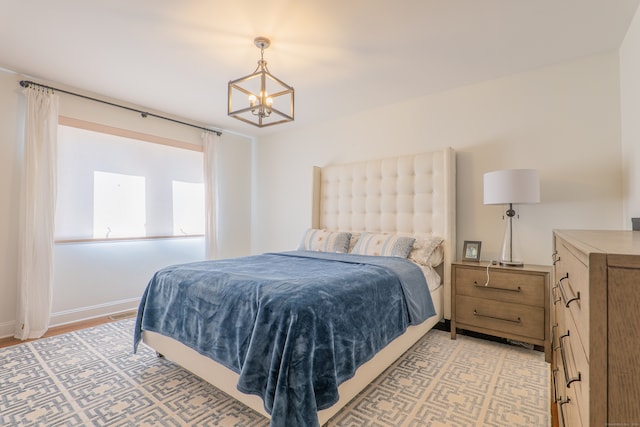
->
[[133, 251, 435, 427]]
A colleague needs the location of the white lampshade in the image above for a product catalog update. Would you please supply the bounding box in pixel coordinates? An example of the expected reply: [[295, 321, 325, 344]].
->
[[483, 169, 540, 205]]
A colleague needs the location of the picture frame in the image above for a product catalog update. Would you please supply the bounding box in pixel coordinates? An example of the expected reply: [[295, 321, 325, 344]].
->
[[462, 240, 482, 262]]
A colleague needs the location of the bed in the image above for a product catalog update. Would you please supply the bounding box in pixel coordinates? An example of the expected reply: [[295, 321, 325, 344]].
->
[[134, 148, 456, 426]]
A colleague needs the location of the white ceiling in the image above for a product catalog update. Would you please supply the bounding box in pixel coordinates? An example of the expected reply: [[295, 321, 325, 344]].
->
[[1, 0, 639, 137]]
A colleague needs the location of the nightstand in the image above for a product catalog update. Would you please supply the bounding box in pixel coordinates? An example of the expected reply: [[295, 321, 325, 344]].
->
[[451, 260, 551, 362]]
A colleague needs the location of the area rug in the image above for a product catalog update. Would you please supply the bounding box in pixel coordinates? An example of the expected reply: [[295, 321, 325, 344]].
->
[[0, 319, 549, 426]]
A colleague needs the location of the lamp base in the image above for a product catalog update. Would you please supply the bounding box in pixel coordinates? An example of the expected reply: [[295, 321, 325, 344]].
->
[[499, 204, 524, 267], [500, 260, 524, 267]]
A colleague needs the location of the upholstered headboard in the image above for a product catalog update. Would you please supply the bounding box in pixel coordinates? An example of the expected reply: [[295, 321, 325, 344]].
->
[[311, 148, 456, 319]]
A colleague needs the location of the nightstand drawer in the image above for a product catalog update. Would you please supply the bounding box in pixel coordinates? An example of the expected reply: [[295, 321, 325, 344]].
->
[[454, 267, 544, 306], [455, 295, 545, 340]]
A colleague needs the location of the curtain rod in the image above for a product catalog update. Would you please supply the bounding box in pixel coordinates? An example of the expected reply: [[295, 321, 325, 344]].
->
[[19, 80, 222, 136]]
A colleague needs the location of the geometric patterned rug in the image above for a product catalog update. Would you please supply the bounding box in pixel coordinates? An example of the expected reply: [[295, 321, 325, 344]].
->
[[0, 318, 549, 426]]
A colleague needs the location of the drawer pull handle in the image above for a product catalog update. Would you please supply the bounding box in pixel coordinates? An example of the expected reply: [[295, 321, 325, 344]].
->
[[552, 285, 562, 304], [552, 323, 561, 350], [559, 273, 569, 282], [472, 281, 522, 292], [552, 368, 562, 402], [559, 330, 582, 388], [473, 309, 521, 323], [557, 278, 580, 308], [564, 293, 580, 308], [553, 256, 561, 265], [558, 396, 569, 427]]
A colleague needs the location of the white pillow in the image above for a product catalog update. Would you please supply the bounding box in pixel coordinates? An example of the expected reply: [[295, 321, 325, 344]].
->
[[408, 235, 445, 267], [298, 229, 351, 253], [420, 265, 442, 291], [350, 233, 415, 258]]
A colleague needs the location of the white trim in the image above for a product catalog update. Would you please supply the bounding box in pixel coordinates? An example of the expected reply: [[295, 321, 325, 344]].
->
[[0, 297, 140, 339], [49, 298, 140, 327], [0, 321, 15, 340]]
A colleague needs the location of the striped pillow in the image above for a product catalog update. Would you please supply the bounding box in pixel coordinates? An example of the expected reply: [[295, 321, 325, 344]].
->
[[298, 229, 351, 253], [351, 233, 416, 258]]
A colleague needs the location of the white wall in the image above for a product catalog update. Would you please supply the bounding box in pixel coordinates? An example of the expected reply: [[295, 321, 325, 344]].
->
[[216, 133, 253, 259], [0, 70, 253, 337], [621, 4, 640, 227], [51, 238, 205, 325], [253, 52, 624, 266]]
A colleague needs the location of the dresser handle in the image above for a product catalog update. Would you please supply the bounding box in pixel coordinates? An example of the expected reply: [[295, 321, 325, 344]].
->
[[559, 330, 582, 388], [558, 396, 569, 427], [557, 278, 580, 308], [472, 281, 522, 292], [552, 323, 560, 350], [552, 368, 562, 402], [553, 256, 561, 265], [564, 293, 580, 308], [552, 285, 562, 304], [559, 273, 569, 282], [473, 309, 521, 323]]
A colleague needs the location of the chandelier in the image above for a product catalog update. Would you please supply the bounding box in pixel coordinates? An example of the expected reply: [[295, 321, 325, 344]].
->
[[227, 37, 295, 128]]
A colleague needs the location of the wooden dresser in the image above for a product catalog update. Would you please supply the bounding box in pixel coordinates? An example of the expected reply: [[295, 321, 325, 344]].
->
[[551, 230, 640, 426]]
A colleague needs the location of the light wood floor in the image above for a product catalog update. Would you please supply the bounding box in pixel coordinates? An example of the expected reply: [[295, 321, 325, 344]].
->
[[0, 312, 136, 349]]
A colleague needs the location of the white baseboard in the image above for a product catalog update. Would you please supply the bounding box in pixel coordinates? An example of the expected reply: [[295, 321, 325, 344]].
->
[[0, 297, 140, 339], [0, 321, 15, 340]]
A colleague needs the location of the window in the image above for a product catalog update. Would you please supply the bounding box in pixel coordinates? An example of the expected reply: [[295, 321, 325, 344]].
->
[[56, 122, 204, 241], [172, 180, 205, 235], [93, 171, 146, 238]]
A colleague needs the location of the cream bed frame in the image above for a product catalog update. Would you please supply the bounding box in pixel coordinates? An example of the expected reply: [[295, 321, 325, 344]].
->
[[142, 148, 456, 425]]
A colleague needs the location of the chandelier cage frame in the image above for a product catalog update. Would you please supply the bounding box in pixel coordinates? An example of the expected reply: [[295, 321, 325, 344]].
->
[[227, 37, 295, 128]]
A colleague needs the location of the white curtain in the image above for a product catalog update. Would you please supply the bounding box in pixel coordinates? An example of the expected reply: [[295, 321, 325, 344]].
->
[[203, 131, 219, 260], [15, 87, 59, 340]]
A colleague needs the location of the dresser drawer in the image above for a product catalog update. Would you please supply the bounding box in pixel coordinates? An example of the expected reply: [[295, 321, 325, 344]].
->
[[556, 240, 591, 360], [557, 313, 589, 426], [557, 375, 583, 427], [454, 267, 544, 306], [455, 295, 545, 340], [554, 340, 584, 427]]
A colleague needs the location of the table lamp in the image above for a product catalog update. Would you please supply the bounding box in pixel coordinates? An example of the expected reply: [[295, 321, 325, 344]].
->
[[483, 169, 540, 266]]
